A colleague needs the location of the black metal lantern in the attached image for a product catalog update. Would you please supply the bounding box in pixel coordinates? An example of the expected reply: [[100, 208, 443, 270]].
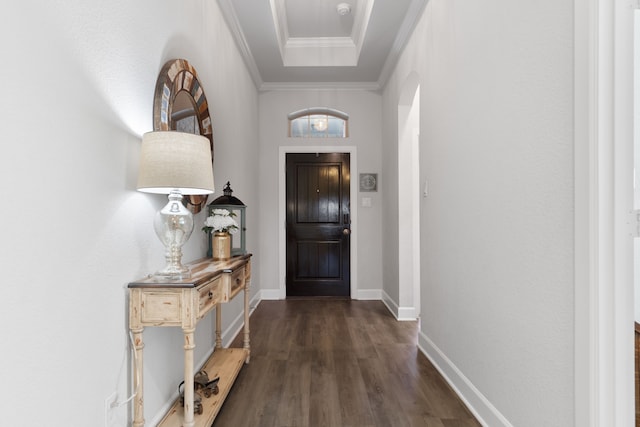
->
[[206, 182, 247, 257]]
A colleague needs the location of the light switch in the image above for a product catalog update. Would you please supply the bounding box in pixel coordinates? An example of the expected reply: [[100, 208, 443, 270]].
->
[[362, 197, 372, 208]]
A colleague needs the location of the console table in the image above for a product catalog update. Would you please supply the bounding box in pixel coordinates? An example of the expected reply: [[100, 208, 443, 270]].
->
[[128, 255, 252, 427]]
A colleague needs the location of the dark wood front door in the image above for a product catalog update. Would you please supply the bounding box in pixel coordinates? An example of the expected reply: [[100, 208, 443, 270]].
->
[[286, 153, 351, 297]]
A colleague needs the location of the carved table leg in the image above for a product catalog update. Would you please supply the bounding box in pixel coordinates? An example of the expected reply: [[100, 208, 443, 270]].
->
[[183, 327, 196, 427], [243, 278, 251, 363], [132, 327, 145, 427], [215, 304, 222, 349]]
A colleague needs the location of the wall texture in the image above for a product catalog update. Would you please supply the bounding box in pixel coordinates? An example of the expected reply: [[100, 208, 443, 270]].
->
[[0, 1, 258, 425], [382, 0, 575, 426]]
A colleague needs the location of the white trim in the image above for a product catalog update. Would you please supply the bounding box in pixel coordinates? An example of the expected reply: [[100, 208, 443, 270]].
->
[[377, 0, 429, 89], [258, 288, 285, 300], [417, 331, 512, 427], [216, 0, 263, 89], [381, 290, 400, 319], [613, 1, 635, 424], [278, 146, 358, 299], [397, 72, 421, 322], [269, 0, 374, 67], [285, 37, 355, 49], [260, 81, 381, 92], [355, 289, 382, 300], [380, 290, 418, 322], [397, 306, 417, 321], [217, 0, 428, 91], [287, 107, 349, 121], [381, 290, 418, 321], [576, 0, 636, 425]]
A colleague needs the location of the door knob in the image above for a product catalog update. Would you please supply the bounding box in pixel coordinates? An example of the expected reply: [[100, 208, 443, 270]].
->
[[343, 228, 351, 235]]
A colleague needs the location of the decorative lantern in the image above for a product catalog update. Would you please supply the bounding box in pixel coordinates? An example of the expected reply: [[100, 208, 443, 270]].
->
[[207, 182, 247, 257]]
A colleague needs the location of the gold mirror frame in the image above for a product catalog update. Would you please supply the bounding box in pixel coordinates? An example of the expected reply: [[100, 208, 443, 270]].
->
[[153, 59, 214, 213]]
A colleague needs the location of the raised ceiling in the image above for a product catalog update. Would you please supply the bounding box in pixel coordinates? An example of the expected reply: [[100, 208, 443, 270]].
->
[[217, 0, 428, 91]]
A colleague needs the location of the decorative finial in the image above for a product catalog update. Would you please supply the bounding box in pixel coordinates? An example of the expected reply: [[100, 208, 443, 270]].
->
[[223, 181, 233, 196]]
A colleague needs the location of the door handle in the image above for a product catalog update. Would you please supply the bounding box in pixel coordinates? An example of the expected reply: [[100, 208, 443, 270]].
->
[[343, 228, 351, 235]]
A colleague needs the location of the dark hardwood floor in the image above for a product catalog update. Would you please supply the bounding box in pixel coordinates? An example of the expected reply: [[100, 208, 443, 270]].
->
[[213, 299, 481, 427]]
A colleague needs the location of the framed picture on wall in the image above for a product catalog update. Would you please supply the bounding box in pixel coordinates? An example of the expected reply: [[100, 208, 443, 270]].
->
[[359, 173, 378, 192]]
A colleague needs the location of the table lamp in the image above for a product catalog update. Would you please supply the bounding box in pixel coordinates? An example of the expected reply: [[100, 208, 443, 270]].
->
[[137, 131, 215, 279]]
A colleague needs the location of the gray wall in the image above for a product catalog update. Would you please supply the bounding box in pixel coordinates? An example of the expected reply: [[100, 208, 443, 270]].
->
[[382, 0, 575, 425], [258, 89, 384, 299], [0, 1, 259, 425]]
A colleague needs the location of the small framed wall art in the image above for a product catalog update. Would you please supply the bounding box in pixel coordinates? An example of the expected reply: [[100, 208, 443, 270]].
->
[[359, 173, 378, 192]]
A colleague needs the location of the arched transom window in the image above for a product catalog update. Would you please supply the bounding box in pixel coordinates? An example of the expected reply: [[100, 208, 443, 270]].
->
[[288, 108, 349, 138]]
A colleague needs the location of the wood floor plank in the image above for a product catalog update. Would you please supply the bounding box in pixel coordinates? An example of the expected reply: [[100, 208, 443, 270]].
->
[[332, 349, 376, 426], [357, 356, 414, 427], [308, 371, 343, 426], [345, 315, 378, 359], [212, 300, 480, 427], [274, 349, 312, 427]]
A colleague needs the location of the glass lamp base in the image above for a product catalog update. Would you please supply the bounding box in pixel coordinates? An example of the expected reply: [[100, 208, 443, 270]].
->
[[153, 264, 191, 280], [152, 190, 195, 281]]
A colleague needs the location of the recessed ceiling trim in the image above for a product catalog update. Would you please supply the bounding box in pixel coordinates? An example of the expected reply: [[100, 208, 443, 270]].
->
[[269, 0, 289, 64], [260, 81, 381, 92], [284, 37, 357, 67], [271, 0, 375, 67], [219, 0, 423, 90], [350, 0, 375, 59], [286, 37, 355, 49]]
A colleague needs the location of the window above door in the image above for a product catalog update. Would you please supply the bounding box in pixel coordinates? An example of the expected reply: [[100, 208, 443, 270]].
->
[[288, 107, 349, 138]]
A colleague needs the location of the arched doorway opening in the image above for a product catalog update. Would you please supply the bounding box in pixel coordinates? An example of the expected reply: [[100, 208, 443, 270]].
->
[[398, 72, 421, 320]]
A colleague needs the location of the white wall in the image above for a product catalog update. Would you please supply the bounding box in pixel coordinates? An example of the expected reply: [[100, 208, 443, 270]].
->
[[258, 89, 383, 298], [382, 1, 574, 426], [0, 1, 258, 425]]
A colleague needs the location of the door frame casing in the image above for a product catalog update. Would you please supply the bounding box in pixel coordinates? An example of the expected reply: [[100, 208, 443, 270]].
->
[[575, 0, 635, 425], [278, 146, 358, 299]]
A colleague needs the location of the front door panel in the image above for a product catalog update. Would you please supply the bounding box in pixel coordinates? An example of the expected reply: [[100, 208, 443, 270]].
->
[[286, 153, 350, 296]]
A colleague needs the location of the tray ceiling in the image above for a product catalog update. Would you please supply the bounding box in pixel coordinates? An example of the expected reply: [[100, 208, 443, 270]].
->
[[217, 0, 428, 90]]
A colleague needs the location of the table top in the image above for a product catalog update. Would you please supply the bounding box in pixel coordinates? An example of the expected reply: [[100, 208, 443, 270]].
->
[[128, 254, 252, 288]]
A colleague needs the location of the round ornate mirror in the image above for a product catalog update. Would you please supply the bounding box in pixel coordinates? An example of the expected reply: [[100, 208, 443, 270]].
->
[[153, 59, 214, 213]]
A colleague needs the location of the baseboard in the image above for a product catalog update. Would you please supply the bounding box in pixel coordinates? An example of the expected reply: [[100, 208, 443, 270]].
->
[[259, 288, 285, 300], [381, 290, 399, 318], [355, 288, 382, 300], [397, 306, 417, 321], [380, 290, 417, 321], [417, 330, 513, 427], [255, 288, 382, 301]]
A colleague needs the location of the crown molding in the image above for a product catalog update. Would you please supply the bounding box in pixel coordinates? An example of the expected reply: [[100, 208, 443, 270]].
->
[[217, 0, 263, 89], [377, 0, 429, 89]]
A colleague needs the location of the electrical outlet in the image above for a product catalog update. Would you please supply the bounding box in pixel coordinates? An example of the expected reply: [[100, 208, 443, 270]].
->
[[104, 392, 117, 427]]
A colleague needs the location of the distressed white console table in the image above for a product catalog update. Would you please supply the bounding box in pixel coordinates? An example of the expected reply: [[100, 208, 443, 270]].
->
[[128, 255, 251, 427]]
